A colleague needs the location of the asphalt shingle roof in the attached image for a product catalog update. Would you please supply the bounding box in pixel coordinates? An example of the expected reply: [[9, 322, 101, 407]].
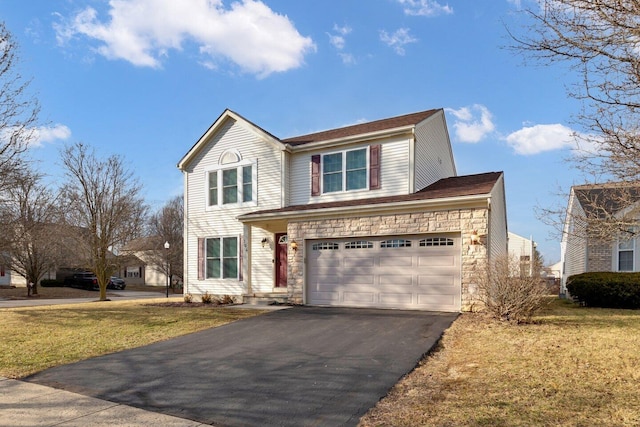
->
[[281, 109, 440, 146]]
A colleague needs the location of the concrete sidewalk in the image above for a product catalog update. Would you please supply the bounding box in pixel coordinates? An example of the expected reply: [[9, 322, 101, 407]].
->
[[0, 292, 184, 308], [0, 377, 204, 427]]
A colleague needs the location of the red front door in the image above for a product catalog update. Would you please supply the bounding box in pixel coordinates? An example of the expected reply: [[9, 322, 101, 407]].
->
[[275, 233, 288, 288]]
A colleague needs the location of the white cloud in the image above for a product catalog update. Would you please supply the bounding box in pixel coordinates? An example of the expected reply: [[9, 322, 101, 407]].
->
[[328, 34, 346, 50], [396, 0, 453, 17], [504, 123, 576, 155], [380, 28, 418, 55], [339, 53, 356, 65], [33, 124, 72, 146], [54, 0, 316, 78], [447, 105, 496, 143]]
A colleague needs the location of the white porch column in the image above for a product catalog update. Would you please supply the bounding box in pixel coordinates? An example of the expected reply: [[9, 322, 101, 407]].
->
[[243, 223, 252, 294]]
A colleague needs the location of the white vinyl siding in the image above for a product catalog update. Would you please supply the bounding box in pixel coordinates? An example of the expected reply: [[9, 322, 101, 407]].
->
[[414, 110, 456, 191], [289, 138, 410, 205], [183, 118, 283, 296], [488, 174, 508, 262], [561, 190, 588, 291]]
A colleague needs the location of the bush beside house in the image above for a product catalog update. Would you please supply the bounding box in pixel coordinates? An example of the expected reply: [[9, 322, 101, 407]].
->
[[567, 272, 640, 309]]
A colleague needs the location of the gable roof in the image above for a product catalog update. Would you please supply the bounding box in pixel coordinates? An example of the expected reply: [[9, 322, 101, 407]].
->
[[178, 109, 284, 171], [573, 183, 640, 218], [239, 172, 502, 220], [281, 109, 441, 146], [179, 108, 445, 170]]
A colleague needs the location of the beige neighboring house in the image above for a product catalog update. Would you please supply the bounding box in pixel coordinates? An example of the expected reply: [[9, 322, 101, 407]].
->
[[508, 232, 537, 276], [561, 183, 640, 295], [120, 237, 167, 287], [177, 108, 509, 312]]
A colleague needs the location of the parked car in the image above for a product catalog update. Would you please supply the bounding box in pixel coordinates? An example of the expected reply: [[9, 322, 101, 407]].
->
[[64, 272, 99, 291], [108, 276, 126, 290]]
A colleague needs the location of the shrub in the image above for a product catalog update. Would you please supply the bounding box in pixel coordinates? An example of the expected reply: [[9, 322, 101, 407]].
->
[[40, 279, 64, 287], [473, 255, 548, 323], [566, 272, 640, 309], [201, 291, 214, 304], [183, 293, 193, 303], [219, 295, 235, 305]]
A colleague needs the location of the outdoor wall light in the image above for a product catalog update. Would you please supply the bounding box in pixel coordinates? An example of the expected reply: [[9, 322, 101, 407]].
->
[[470, 231, 481, 245], [261, 238, 268, 248], [290, 241, 298, 252]]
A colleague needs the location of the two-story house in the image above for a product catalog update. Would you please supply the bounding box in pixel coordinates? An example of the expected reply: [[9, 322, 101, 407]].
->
[[178, 108, 507, 312]]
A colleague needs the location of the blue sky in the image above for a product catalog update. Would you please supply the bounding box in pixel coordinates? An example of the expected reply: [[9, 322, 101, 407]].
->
[[0, 0, 587, 263]]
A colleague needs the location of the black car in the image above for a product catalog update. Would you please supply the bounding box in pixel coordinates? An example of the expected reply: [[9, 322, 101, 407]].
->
[[64, 272, 99, 290], [108, 276, 126, 290]]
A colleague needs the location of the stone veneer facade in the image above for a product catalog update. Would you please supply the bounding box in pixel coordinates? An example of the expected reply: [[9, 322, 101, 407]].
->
[[285, 208, 489, 311]]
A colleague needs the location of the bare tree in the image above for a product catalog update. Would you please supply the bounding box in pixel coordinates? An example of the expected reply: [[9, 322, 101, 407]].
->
[[59, 143, 148, 301], [148, 195, 184, 287], [511, 1, 640, 239], [0, 22, 40, 192], [0, 169, 61, 295]]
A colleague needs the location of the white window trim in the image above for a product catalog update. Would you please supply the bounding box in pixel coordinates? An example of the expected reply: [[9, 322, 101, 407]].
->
[[205, 236, 240, 280], [205, 159, 257, 210], [616, 237, 635, 272], [321, 147, 370, 194]]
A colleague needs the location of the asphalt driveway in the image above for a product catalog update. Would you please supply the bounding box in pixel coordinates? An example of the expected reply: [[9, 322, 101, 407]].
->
[[25, 306, 457, 427]]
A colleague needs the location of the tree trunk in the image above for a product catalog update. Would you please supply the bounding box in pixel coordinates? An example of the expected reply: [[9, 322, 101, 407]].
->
[[99, 284, 107, 301]]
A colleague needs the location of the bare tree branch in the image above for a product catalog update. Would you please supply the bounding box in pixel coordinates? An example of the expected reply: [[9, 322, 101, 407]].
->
[[59, 142, 148, 301]]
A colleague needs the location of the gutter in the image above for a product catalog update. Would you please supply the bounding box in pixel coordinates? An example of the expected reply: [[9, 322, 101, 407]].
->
[[239, 193, 490, 223]]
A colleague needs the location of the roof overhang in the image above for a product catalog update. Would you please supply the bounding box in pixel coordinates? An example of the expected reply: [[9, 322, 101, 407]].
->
[[285, 126, 416, 152], [239, 193, 490, 230]]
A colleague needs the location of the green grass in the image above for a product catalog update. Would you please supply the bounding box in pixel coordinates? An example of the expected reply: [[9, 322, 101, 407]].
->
[[0, 299, 266, 378], [359, 299, 640, 427]]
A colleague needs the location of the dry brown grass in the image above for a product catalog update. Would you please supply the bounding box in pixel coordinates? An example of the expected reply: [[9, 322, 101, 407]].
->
[[0, 299, 266, 379], [360, 299, 640, 427]]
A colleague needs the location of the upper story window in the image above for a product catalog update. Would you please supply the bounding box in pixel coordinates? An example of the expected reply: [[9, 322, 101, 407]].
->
[[311, 145, 380, 196], [323, 148, 367, 193], [206, 151, 255, 208]]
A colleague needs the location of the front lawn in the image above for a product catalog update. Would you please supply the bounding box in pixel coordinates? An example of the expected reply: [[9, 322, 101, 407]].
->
[[359, 299, 640, 426], [0, 299, 266, 378]]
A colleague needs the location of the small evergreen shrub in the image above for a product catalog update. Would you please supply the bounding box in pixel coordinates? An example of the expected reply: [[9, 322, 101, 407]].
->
[[566, 272, 640, 309]]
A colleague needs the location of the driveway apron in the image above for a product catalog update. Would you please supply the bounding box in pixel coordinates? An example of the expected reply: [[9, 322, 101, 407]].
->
[[25, 306, 457, 427]]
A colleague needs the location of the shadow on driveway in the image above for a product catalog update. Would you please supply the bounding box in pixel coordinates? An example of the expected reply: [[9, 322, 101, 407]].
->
[[26, 306, 457, 427]]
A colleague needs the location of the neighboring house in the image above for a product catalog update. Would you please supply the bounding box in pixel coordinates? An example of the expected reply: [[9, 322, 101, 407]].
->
[[561, 183, 640, 294], [178, 108, 508, 312], [120, 237, 165, 286], [0, 264, 27, 287], [508, 232, 537, 276]]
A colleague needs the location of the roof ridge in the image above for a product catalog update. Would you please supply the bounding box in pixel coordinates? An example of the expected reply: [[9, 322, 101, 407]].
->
[[281, 108, 441, 146]]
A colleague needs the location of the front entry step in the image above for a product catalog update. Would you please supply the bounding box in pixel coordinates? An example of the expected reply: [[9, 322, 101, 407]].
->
[[243, 292, 289, 306]]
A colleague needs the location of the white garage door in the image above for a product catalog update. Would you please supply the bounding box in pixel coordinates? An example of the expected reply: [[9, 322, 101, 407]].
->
[[306, 234, 461, 312]]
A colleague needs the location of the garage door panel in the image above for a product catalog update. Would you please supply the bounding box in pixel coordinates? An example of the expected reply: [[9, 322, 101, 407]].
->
[[379, 293, 413, 304], [343, 275, 375, 285], [306, 234, 461, 312], [379, 275, 413, 286], [418, 275, 456, 287], [417, 293, 457, 305], [309, 291, 339, 302], [343, 291, 375, 303], [380, 256, 413, 267], [418, 256, 456, 267], [344, 257, 375, 268]]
